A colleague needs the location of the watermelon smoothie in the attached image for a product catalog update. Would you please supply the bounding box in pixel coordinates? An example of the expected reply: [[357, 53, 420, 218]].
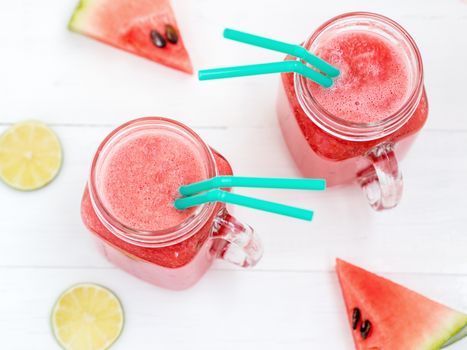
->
[[81, 118, 262, 290], [277, 13, 428, 210]]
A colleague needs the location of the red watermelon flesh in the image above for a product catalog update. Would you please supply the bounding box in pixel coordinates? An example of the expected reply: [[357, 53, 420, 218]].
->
[[336, 259, 467, 350], [69, 0, 193, 74]]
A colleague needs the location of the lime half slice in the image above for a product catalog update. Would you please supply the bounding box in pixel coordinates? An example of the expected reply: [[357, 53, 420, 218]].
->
[[51, 283, 124, 350], [0, 121, 62, 190]]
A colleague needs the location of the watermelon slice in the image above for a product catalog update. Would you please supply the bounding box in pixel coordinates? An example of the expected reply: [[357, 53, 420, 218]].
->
[[336, 259, 467, 350], [68, 0, 193, 74]]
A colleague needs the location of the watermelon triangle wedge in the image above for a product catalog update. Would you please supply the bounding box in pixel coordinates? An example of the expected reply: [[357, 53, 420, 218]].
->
[[68, 0, 193, 74], [336, 259, 467, 350]]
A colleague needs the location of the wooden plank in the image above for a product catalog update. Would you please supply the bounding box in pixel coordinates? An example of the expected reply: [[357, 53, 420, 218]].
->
[[0, 268, 466, 349], [0, 126, 466, 276], [0, 0, 465, 130]]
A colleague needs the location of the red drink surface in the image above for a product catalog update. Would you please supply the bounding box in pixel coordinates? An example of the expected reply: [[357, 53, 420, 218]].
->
[[99, 131, 206, 231], [309, 32, 410, 124]]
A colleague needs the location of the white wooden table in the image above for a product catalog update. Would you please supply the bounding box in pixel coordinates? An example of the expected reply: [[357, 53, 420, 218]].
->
[[1, 0, 466, 348]]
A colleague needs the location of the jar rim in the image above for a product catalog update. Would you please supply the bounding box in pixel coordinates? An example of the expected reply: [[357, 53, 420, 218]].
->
[[88, 117, 218, 248], [294, 12, 424, 142]]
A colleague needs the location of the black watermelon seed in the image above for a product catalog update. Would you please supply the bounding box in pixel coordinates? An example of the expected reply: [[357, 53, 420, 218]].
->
[[360, 319, 372, 340], [150, 30, 166, 48], [165, 24, 178, 44], [351, 308, 361, 330]]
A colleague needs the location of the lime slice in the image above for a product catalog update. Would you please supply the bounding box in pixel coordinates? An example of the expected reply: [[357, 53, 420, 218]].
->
[[51, 283, 124, 350], [0, 121, 62, 190]]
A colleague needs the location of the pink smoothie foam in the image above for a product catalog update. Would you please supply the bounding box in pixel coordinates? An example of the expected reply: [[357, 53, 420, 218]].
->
[[99, 131, 207, 231], [309, 31, 410, 124]]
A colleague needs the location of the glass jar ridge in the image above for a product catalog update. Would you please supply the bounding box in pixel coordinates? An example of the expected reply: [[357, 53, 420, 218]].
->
[[88, 117, 218, 248]]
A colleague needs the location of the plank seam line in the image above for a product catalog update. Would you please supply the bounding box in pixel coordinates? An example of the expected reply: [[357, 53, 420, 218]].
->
[[1, 266, 467, 278]]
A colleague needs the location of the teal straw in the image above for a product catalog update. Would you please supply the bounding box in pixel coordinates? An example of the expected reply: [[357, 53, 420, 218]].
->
[[223, 28, 340, 78], [174, 189, 313, 221], [180, 176, 326, 196], [199, 61, 333, 88]]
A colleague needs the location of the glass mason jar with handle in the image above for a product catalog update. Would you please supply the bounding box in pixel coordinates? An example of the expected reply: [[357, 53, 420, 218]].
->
[[277, 12, 428, 210], [81, 117, 263, 290]]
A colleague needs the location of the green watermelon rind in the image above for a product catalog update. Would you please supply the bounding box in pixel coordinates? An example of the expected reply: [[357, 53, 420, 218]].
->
[[68, 0, 92, 31], [438, 318, 467, 349]]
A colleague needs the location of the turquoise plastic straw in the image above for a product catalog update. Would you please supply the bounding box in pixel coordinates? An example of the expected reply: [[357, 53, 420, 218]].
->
[[180, 176, 326, 196], [223, 28, 340, 78], [199, 61, 333, 88], [174, 189, 313, 221]]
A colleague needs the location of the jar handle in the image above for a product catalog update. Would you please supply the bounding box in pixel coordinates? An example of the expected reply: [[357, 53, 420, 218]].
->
[[211, 209, 263, 268], [357, 143, 403, 211]]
